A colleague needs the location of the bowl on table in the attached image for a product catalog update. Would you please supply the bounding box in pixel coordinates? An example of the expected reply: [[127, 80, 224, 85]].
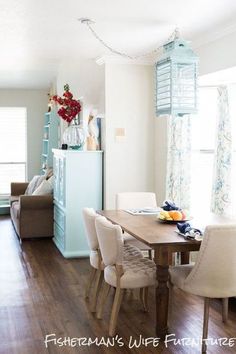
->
[[157, 209, 191, 223]]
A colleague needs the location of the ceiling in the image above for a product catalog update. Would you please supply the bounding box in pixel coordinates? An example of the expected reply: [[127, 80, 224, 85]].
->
[[1, 0, 236, 89]]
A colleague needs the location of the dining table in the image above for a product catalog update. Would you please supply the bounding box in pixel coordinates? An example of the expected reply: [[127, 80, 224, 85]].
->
[[98, 209, 235, 339]]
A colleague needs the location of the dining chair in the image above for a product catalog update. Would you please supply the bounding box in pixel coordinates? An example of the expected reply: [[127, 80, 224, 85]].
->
[[95, 215, 156, 336], [116, 192, 157, 258], [82, 208, 143, 312], [169, 224, 236, 353]]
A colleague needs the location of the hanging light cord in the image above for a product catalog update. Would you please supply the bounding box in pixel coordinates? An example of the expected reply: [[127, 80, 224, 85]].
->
[[83, 20, 180, 60]]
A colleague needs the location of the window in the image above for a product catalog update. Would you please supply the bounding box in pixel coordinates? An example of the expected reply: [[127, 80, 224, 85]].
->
[[228, 86, 236, 216], [190, 86, 236, 216], [0, 107, 27, 196], [190, 88, 218, 213]]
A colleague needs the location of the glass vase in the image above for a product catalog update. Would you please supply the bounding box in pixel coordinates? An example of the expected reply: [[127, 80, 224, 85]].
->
[[63, 115, 85, 150]]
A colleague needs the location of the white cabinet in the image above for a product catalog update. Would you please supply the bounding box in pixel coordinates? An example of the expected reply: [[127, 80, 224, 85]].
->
[[53, 149, 103, 258]]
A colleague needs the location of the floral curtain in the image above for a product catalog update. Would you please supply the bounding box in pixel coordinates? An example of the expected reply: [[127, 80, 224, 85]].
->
[[165, 114, 192, 209], [211, 85, 232, 215]]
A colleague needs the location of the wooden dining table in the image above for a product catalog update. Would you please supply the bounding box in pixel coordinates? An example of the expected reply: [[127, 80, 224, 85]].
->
[[98, 209, 235, 339]]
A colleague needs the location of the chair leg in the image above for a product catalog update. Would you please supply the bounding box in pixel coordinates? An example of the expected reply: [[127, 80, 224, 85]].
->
[[222, 298, 229, 323], [168, 281, 173, 317], [85, 267, 97, 299], [139, 288, 144, 309], [143, 287, 149, 312], [202, 298, 210, 353], [97, 282, 111, 319], [148, 249, 152, 259], [139, 287, 149, 312], [90, 269, 103, 313], [109, 287, 124, 336]]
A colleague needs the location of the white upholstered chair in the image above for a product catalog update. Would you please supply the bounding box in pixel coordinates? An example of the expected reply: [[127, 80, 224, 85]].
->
[[95, 216, 156, 336], [82, 208, 104, 312], [116, 192, 157, 258], [169, 224, 236, 353], [82, 208, 143, 312]]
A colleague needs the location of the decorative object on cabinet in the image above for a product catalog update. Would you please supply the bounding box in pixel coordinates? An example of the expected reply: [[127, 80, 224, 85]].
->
[[52, 149, 103, 258], [52, 84, 85, 150], [87, 113, 99, 150], [41, 110, 59, 174], [52, 84, 82, 123], [62, 114, 85, 150]]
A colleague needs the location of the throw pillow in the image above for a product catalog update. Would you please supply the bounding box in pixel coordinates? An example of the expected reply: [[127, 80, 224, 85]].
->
[[32, 178, 53, 195], [25, 175, 45, 195], [47, 175, 54, 188], [45, 168, 53, 180]]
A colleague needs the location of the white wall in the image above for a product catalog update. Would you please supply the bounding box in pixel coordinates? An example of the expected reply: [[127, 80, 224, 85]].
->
[[104, 63, 155, 208], [154, 116, 168, 205], [196, 30, 236, 75], [0, 89, 48, 180], [56, 58, 105, 144]]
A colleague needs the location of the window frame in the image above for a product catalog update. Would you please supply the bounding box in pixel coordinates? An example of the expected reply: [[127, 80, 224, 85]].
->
[[0, 107, 27, 198]]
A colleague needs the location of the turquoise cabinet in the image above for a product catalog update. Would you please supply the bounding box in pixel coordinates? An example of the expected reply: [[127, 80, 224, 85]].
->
[[41, 111, 59, 174], [52, 149, 103, 258]]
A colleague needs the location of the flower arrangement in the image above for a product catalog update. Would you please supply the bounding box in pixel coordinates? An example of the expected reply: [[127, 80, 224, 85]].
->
[[52, 84, 81, 123]]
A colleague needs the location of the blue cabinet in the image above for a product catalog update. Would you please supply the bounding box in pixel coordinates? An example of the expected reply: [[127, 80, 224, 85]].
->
[[41, 111, 59, 174], [52, 149, 103, 258]]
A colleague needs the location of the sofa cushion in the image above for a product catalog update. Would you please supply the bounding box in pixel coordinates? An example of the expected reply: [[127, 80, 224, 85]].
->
[[32, 176, 54, 195], [25, 175, 45, 195], [9, 195, 19, 205], [11, 201, 20, 219]]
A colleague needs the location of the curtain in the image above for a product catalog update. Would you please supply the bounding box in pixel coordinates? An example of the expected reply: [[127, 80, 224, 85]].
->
[[211, 85, 232, 215], [165, 114, 192, 209]]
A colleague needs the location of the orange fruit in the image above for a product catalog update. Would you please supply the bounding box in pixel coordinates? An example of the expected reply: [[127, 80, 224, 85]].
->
[[168, 210, 183, 221]]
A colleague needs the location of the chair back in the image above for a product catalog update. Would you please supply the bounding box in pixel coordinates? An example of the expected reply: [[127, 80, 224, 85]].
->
[[184, 224, 236, 298], [82, 208, 99, 251], [95, 216, 124, 266], [116, 192, 157, 210]]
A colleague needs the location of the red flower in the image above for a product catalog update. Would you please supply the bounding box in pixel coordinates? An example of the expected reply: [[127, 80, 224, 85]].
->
[[63, 91, 73, 99], [51, 84, 81, 122]]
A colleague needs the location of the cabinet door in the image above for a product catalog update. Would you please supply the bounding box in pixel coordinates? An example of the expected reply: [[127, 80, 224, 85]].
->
[[54, 155, 65, 207]]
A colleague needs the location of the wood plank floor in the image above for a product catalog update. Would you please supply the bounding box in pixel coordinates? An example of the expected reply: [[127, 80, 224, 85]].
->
[[0, 215, 236, 354]]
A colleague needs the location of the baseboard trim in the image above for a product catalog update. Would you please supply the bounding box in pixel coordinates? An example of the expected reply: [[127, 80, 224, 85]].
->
[[53, 238, 89, 258]]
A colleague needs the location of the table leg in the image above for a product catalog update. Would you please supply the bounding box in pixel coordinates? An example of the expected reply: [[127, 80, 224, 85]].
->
[[180, 251, 190, 264], [154, 247, 169, 339]]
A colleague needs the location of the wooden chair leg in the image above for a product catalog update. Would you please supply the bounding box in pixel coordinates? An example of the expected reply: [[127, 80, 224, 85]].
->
[[148, 250, 152, 259], [109, 287, 124, 336], [85, 267, 97, 299], [222, 298, 229, 323], [90, 269, 103, 313], [202, 298, 210, 353], [97, 282, 111, 319], [139, 288, 145, 309], [143, 287, 149, 312], [168, 281, 173, 317]]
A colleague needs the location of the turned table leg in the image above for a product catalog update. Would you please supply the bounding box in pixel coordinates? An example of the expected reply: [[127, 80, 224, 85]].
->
[[154, 247, 170, 339], [180, 251, 190, 264]]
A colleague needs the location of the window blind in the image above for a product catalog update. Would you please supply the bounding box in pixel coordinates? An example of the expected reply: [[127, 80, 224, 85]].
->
[[0, 107, 27, 195]]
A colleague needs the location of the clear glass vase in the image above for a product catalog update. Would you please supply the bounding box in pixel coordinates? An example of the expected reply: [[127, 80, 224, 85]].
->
[[63, 116, 85, 150]]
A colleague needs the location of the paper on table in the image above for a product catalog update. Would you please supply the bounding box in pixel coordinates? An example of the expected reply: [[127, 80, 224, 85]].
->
[[125, 208, 161, 215]]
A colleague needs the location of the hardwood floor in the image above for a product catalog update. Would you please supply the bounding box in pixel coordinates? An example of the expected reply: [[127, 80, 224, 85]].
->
[[0, 215, 236, 354]]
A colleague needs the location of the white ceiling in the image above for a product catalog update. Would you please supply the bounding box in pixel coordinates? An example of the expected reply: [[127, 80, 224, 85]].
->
[[1, 0, 236, 89]]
